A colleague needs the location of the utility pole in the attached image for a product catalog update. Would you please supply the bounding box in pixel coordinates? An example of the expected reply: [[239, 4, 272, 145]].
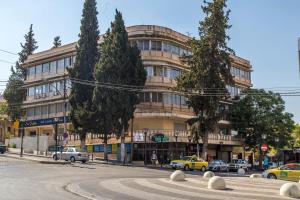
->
[[63, 74, 67, 146], [20, 121, 24, 157]]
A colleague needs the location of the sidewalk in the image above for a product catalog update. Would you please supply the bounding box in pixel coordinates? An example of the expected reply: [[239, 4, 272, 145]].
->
[[1, 152, 70, 164]]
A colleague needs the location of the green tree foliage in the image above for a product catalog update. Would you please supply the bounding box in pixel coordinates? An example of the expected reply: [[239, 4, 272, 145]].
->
[[177, 0, 233, 159], [93, 10, 146, 161], [4, 24, 38, 121], [292, 124, 300, 146], [68, 0, 99, 149], [0, 101, 8, 116], [52, 36, 62, 48], [231, 89, 294, 150]]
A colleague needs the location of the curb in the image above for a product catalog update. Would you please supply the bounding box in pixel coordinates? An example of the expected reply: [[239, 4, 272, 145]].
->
[[0, 154, 70, 165]]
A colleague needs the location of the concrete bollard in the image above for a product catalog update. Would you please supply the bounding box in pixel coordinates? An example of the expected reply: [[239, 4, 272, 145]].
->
[[203, 171, 215, 179], [170, 170, 186, 182], [208, 176, 226, 190], [250, 174, 262, 178], [237, 168, 245, 175], [280, 183, 300, 198]]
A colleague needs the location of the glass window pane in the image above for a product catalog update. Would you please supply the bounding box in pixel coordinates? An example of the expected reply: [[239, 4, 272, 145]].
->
[[145, 66, 154, 77], [35, 65, 42, 74], [157, 93, 163, 102], [143, 40, 149, 50], [65, 57, 71, 69], [42, 63, 49, 73], [50, 61, 57, 74], [28, 87, 35, 96], [49, 104, 56, 114], [41, 105, 48, 115], [57, 59, 65, 72], [154, 66, 163, 76], [144, 92, 150, 102], [34, 106, 41, 116]]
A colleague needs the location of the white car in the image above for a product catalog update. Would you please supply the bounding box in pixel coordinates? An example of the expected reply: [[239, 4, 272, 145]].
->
[[52, 147, 89, 163]]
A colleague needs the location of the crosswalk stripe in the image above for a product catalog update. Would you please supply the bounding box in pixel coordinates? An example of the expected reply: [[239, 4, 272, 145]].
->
[[99, 178, 185, 200], [159, 178, 290, 200], [135, 178, 250, 200]]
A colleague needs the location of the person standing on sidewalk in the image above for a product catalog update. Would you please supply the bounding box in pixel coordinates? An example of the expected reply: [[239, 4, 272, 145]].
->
[[151, 151, 157, 166]]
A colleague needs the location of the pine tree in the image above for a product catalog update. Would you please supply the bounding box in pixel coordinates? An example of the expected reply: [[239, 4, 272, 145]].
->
[[177, 0, 234, 159], [4, 24, 38, 121], [17, 24, 38, 78], [93, 10, 146, 161], [52, 36, 62, 48], [68, 0, 99, 150]]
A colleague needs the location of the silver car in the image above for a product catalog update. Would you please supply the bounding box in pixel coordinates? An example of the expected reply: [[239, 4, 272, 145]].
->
[[52, 147, 89, 163], [208, 160, 229, 172]]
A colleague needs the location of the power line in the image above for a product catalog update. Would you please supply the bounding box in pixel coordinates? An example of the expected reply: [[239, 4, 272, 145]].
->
[[0, 49, 18, 56], [0, 59, 14, 64]]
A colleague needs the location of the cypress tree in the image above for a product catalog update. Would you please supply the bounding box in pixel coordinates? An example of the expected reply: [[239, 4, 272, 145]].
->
[[4, 24, 38, 121], [68, 0, 99, 149], [93, 10, 146, 161], [52, 36, 62, 48], [177, 0, 234, 159]]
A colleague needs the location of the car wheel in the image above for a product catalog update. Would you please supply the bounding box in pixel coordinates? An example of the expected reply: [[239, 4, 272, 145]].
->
[[53, 155, 58, 161], [184, 165, 190, 171], [82, 160, 86, 164], [172, 167, 176, 170], [1, 151, 4, 154], [201, 166, 206, 172], [267, 173, 277, 179], [70, 156, 76, 163]]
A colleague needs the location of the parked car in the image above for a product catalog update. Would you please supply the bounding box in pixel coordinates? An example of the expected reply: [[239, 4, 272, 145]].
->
[[48, 145, 64, 152], [52, 147, 89, 163], [228, 159, 251, 171], [263, 163, 300, 181], [208, 160, 229, 172], [0, 145, 6, 154], [170, 156, 208, 172]]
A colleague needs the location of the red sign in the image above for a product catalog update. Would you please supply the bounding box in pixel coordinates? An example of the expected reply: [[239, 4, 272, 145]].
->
[[261, 144, 268, 152]]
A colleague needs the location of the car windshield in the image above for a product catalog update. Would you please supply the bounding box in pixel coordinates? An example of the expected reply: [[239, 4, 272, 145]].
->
[[181, 156, 191, 161]]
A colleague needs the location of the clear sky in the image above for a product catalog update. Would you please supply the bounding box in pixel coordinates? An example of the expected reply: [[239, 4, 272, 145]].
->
[[0, 0, 299, 122]]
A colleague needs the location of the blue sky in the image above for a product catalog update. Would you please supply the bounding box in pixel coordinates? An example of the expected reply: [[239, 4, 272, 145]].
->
[[0, 0, 299, 122]]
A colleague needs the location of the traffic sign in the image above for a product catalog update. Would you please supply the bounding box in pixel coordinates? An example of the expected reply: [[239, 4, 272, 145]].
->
[[261, 144, 268, 152]]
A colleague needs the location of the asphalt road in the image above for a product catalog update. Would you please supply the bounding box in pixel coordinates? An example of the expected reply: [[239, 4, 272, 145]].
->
[[0, 156, 292, 200]]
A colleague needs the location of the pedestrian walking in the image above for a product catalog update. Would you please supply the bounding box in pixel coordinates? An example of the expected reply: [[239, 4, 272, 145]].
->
[[151, 151, 157, 166]]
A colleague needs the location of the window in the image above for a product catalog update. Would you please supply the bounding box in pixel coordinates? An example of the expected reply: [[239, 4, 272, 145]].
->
[[65, 57, 71, 69], [41, 105, 48, 115], [171, 69, 180, 79], [26, 107, 34, 117], [28, 67, 36, 77], [144, 92, 150, 102], [42, 84, 49, 94], [181, 96, 187, 106], [35, 85, 42, 95], [137, 40, 150, 51], [56, 103, 63, 113], [34, 106, 41, 116], [42, 63, 49, 74], [28, 87, 35, 96], [163, 93, 172, 104], [154, 66, 163, 76], [49, 104, 56, 114], [49, 82, 56, 93], [151, 92, 162, 103], [145, 66, 154, 77], [164, 67, 171, 78], [35, 65, 42, 75], [57, 59, 65, 72], [163, 42, 172, 53], [50, 61, 57, 74], [151, 41, 162, 51], [171, 45, 180, 55], [138, 93, 144, 102]]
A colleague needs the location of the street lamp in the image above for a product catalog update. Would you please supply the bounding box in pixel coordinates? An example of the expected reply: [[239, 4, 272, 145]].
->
[[219, 141, 224, 160], [143, 129, 148, 166], [275, 137, 280, 167], [53, 117, 59, 161], [187, 135, 192, 156], [19, 118, 25, 157], [174, 131, 179, 159]]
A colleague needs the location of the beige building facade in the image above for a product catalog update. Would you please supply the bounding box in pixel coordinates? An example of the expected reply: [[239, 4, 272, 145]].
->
[[22, 25, 252, 163]]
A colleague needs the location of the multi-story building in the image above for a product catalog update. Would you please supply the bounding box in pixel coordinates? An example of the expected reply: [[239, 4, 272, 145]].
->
[[21, 25, 252, 163]]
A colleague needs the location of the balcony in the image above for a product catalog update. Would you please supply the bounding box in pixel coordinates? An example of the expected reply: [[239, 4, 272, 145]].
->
[[133, 129, 242, 145], [145, 76, 177, 88]]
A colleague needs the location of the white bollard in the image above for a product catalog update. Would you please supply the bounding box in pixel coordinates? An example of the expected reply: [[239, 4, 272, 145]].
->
[[208, 176, 226, 190], [237, 168, 245, 175], [280, 183, 300, 198], [203, 171, 215, 179], [170, 170, 186, 182], [250, 174, 262, 178]]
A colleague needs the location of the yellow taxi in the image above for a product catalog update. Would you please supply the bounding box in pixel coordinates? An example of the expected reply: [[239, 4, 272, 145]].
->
[[170, 156, 208, 172], [264, 163, 300, 181]]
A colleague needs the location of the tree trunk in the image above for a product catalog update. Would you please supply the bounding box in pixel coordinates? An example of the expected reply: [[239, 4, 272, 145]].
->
[[80, 138, 85, 151], [104, 132, 108, 162], [201, 131, 209, 160]]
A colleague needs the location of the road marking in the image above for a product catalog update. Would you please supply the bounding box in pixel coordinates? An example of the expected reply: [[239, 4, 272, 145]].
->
[[66, 183, 111, 200], [100, 178, 184, 200]]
